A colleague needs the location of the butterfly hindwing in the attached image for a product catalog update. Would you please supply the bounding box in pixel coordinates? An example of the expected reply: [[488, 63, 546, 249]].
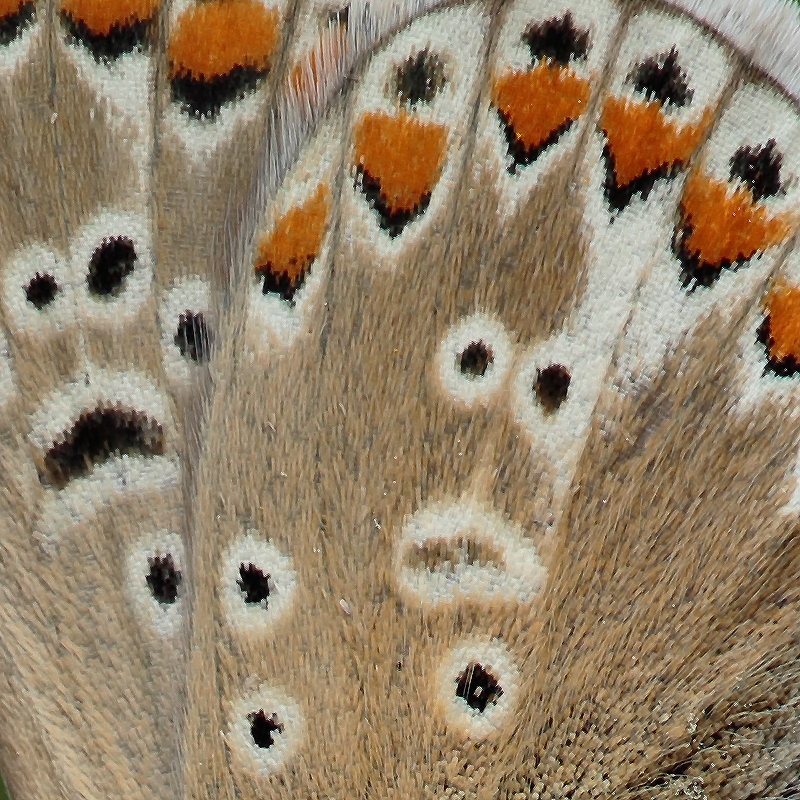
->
[[0, 1, 799, 799], [191, 2, 800, 799]]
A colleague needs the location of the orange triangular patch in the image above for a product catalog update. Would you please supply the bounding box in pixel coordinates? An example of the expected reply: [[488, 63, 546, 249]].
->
[[352, 110, 448, 215], [255, 183, 331, 301], [600, 96, 711, 189], [168, 0, 278, 80], [492, 62, 589, 163], [680, 171, 796, 268], [60, 0, 158, 33]]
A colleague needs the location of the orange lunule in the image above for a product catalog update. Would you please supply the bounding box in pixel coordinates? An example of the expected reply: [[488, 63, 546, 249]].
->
[[0, 0, 29, 18], [600, 96, 711, 186], [255, 184, 331, 282], [763, 282, 800, 362], [60, 0, 158, 32], [491, 61, 590, 150], [168, 0, 279, 80], [680, 170, 797, 266], [352, 110, 448, 214]]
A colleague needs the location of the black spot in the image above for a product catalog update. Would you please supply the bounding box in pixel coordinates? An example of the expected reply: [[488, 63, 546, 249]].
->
[[0, 1, 34, 46], [248, 710, 284, 748], [258, 263, 310, 302], [25, 273, 59, 309], [146, 553, 182, 605], [757, 314, 800, 377], [535, 363, 570, 411], [459, 341, 493, 378], [174, 311, 213, 363], [602, 144, 680, 214], [354, 166, 431, 238], [394, 49, 446, 106], [87, 236, 136, 296], [42, 407, 165, 489], [729, 139, 783, 202], [455, 662, 503, 713], [497, 110, 575, 174], [237, 562, 271, 605], [61, 12, 152, 62], [170, 65, 268, 120], [522, 12, 589, 65], [630, 48, 692, 109]]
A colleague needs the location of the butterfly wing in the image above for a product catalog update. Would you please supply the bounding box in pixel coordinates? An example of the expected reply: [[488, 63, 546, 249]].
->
[[0, 0, 799, 799], [184, 1, 800, 798]]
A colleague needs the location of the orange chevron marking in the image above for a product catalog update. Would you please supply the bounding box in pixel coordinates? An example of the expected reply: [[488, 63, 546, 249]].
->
[[255, 183, 331, 290], [1, 0, 29, 18], [680, 170, 797, 267], [168, 0, 279, 80], [60, 0, 158, 33], [763, 282, 800, 363], [492, 62, 590, 151], [600, 96, 711, 187], [352, 110, 448, 215]]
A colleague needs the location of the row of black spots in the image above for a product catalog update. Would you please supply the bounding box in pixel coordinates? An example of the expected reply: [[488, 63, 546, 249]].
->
[[240, 652, 510, 758], [456, 338, 570, 412], [88, 236, 137, 295], [23, 236, 137, 311], [455, 662, 503, 713], [629, 48, 692, 109], [173, 311, 213, 364], [222, 536, 297, 636], [146, 552, 182, 604], [0, 0, 34, 46], [234, 689, 301, 771], [522, 12, 588, 66], [249, 710, 284, 749], [353, 165, 434, 239], [61, 10, 154, 62], [25, 272, 58, 309], [393, 49, 446, 107], [458, 340, 493, 378], [41, 407, 165, 489]]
